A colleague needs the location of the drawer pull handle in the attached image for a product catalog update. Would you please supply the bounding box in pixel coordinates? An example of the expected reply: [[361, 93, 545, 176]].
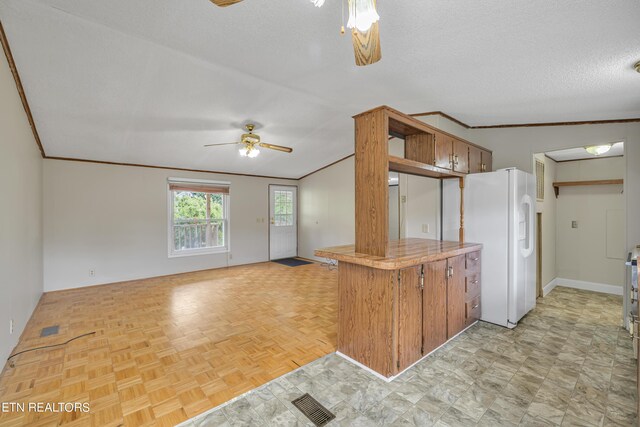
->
[[472, 304, 479, 309]]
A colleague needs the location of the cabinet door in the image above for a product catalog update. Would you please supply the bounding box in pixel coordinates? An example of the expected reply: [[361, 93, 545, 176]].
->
[[397, 266, 423, 372], [453, 139, 469, 173], [405, 133, 435, 165], [447, 254, 467, 338], [423, 260, 447, 355], [434, 133, 452, 169], [468, 146, 483, 174], [481, 150, 492, 172]]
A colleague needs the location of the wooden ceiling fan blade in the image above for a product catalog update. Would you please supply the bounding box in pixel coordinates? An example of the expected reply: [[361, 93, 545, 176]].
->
[[352, 22, 381, 66], [204, 142, 240, 147], [210, 0, 243, 7], [258, 143, 293, 153]]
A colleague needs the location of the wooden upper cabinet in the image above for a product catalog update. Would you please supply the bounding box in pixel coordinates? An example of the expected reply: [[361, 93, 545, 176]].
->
[[452, 139, 469, 173], [434, 133, 453, 170], [469, 146, 483, 174], [481, 150, 493, 173], [404, 133, 435, 165], [397, 266, 423, 372]]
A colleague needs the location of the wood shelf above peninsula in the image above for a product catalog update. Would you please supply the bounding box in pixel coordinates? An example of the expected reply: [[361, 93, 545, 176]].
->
[[388, 155, 465, 180], [315, 238, 482, 270]]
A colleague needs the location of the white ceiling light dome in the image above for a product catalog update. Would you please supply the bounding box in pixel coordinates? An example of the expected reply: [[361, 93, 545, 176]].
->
[[347, 0, 379, 32], [584, 144, 612, 156]]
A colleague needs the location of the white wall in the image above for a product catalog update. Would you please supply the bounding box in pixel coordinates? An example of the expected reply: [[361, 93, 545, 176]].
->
[[0, 50, 43, 362], [402, 175, 440, 240], [298, 156, 355, 261], [43, 160, 296, 291], [472, 123, 640, 257], [555, 157, 625, 287]]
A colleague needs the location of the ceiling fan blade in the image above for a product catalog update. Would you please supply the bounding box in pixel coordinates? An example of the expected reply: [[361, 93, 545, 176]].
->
[[258, 143, 293, 153], [204, 142, 240, 147], [210, 0, 243, 6], [352, 22, 381, 66]]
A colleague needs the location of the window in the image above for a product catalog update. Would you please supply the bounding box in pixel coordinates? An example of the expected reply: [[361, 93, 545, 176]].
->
[[168, 179, 229, 257], [273, 190, 294, 226]]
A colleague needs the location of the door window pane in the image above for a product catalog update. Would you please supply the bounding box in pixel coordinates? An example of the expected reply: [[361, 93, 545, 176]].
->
[[274, 190, 293, 226]]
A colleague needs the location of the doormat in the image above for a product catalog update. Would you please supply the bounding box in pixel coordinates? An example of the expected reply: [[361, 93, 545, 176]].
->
[[272, 258, 312, 267]]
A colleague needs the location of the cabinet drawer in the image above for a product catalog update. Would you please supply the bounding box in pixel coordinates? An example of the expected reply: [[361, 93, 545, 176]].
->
[[466, 251, 481, 271], [465, 274, 481, 300], [466, 296, 481, 325]]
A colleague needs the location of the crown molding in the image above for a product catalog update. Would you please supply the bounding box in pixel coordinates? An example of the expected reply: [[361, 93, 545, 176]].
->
[[0, 20, 46, 157], [410, 111, 640, 129]]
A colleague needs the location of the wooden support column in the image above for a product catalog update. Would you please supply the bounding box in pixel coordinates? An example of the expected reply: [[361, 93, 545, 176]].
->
[[459, 176, 465, 243], [354, 109, 390, 257]]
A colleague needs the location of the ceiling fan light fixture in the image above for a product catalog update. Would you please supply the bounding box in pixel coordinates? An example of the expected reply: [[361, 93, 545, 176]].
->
[[347, 0, 379, 33], [585, 144, 612, 156]]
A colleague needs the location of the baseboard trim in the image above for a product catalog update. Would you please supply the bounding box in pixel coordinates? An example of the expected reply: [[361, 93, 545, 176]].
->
[[336, 321, 479, 382], [555, 277, 623, 296], [543, 278, 559, 296]]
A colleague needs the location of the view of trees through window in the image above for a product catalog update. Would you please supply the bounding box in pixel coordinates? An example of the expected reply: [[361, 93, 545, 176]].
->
[[274, 190, 293, 226], [172, 191, 225, 251]]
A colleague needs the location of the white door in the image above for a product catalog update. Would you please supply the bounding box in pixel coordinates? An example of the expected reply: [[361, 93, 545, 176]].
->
[[269, 185, 297, 260]]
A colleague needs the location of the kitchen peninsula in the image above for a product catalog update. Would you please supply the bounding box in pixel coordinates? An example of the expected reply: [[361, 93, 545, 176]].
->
[[316, 106, 491, 379]]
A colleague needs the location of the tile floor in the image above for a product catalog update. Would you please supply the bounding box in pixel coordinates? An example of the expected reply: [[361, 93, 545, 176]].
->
[[181, 287, 637, 426]]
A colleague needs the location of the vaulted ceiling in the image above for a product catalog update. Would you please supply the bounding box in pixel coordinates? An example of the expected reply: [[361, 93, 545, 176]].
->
[[2, 0, 639, 178]]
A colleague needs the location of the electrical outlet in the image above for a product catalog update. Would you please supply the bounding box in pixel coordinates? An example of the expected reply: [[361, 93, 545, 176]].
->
[[9, 319, 14, 335], [401, 195, 407, 203], [571, 221, 578, 229], [229, 253, 233, 260], [89, 269, 95, 277], [422, 224, 430, 233]]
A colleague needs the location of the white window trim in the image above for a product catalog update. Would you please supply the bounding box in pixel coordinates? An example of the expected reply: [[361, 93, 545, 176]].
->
[[167, 178, 231, 258]]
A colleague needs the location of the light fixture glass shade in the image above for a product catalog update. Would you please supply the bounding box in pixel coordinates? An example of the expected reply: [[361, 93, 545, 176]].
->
[[347, 0, 379, 32], [239, 147, 260, 158], [310, 0, 325, 7], [585, 144, 612, 156]]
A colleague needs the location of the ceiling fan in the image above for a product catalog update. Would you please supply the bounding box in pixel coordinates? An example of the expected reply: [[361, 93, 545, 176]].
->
[[204, 124, 293, 158], [209, 0, 381, 66]]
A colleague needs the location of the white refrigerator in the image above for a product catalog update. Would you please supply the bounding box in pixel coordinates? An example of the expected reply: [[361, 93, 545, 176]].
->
[[443, 168, 536, 328]]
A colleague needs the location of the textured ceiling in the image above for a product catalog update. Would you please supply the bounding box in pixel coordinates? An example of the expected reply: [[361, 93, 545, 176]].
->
[[1, 0, 639, 178]]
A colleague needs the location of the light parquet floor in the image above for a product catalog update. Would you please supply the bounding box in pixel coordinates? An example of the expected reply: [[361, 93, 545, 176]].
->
[[0, 262, 337, 427]]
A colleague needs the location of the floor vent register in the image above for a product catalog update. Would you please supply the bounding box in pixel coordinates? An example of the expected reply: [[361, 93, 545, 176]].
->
[[291, 393, 336, 426]]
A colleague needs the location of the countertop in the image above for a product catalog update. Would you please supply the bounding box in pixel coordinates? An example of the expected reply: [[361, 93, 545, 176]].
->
[[314, 238, 482, 270]]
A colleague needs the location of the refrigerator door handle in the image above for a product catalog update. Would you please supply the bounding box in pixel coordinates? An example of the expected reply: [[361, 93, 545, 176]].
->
[[521, 194, 534, 258]]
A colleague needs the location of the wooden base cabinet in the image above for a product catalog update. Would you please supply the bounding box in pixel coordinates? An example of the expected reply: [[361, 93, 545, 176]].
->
[[423, 260, 447, 355], [397, 266, 423, 372], [337, 249, 482, 379]]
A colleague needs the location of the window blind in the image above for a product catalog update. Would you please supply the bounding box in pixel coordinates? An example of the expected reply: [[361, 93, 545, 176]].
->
[[168, 181, 230, 194]]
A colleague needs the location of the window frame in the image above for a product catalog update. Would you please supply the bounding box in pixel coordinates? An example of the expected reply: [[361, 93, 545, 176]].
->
[[167, 178, 231, 258]]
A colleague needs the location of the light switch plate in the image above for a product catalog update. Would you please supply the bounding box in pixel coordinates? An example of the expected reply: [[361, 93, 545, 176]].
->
[[571, 220, 578, 228]]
